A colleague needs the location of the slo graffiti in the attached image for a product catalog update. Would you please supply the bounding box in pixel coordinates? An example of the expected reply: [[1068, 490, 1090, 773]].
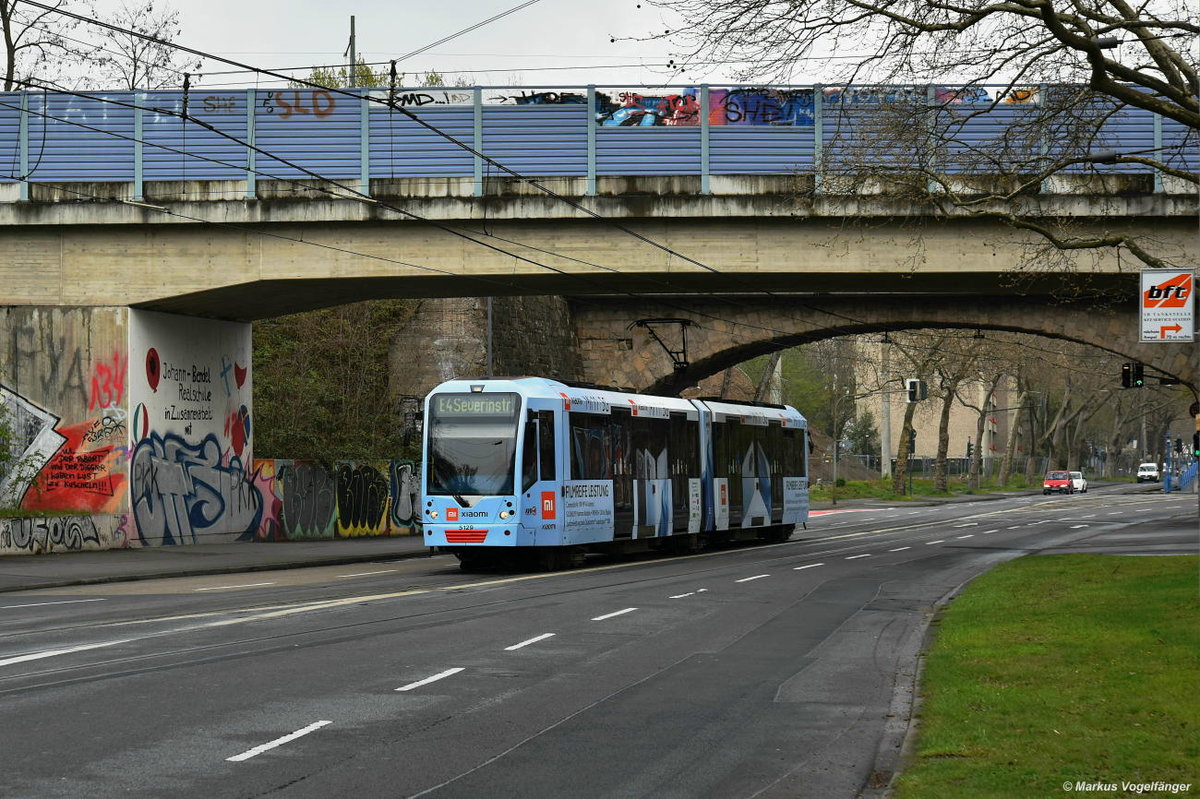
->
[[131, 432, 261, 546]]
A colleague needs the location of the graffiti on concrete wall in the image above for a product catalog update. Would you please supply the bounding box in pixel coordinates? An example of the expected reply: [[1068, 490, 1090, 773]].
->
[[0, 514, 127, 556], [253, 459, 422, 541], [0, 384, 67, 508], [253, 460, 338, 540], [389, 461, 419, 530], [128, 309, 254, 546], [130, 432, 261, 546]]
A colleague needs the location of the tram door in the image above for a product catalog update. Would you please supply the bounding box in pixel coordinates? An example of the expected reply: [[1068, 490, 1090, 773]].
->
[[520, 401, 560, 545]]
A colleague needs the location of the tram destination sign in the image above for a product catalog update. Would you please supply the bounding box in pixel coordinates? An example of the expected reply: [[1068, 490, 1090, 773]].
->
[[1140, 270, 1194, 343], [433, 393, 518, 417]]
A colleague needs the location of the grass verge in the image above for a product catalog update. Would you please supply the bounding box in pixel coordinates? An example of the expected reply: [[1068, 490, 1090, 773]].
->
[[894, 554, 1199, 799]]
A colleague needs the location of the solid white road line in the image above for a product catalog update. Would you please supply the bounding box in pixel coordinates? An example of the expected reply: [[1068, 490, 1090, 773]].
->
[[735, 574, 770, 583], [0, 598, 107, 609], [0, 639, 132, 668], [591, 608, 638, 621], [845, 554, 871, 560], [889, 547, 911, 552], [396, 667, 465, 692], [194, 582, 276, 592], [793, 563, 824, 570], [336, 570, 398, 579], [226, 720, 333, 762], [504, 633, 555, 651]]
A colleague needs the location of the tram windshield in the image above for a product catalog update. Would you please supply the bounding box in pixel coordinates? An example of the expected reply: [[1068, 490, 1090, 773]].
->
[[426, 392, 521, 496]]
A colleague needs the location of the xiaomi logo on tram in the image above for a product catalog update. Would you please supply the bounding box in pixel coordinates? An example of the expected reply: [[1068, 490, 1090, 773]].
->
[[541, 491, 557, 520], [445, 508, 459, 521]]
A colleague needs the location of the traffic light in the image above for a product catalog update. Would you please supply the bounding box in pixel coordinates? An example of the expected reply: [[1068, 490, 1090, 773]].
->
[[1121, 362, 1145, 388], [1174, 438, 1183, 454], [1113, 359, 1142, 386], [966, 441, 974, 458], [908, 429, 917, 455], [1193, 432, 1200, 458], [906, 378, 928, 402]]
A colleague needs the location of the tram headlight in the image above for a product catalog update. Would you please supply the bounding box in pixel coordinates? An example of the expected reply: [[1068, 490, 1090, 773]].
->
[[428, 510, 439, 520], [499, 510, 512, 520]]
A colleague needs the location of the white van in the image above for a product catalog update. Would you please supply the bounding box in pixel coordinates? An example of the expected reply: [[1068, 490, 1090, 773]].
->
[[1136, 463, 1160, 483]]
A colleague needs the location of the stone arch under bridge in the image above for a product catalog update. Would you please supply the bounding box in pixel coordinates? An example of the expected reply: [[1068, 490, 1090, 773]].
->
[[569, 296, 1199, 398]]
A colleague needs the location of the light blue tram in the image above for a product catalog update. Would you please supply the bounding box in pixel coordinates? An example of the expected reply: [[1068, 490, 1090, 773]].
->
[[420, 377, 809, 568]]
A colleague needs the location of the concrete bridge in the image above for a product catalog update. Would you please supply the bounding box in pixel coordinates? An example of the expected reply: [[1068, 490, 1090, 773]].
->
[[0, 84, 1195, 550]]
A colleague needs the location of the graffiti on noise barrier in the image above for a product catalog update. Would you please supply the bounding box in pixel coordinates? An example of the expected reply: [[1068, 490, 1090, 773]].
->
[[253, 459, 422, 540], [493, 85, 1039, 126], [0, 515, 127, 556], [131, 432, 261, 546]]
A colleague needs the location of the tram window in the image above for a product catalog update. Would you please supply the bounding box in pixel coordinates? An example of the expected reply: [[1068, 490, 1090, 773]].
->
[[538, 410, 556, 481], [521, 414, 539, 493]]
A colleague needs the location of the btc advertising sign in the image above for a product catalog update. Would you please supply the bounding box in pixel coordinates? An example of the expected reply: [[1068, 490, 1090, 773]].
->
[[1140, 271, 1194, 342]]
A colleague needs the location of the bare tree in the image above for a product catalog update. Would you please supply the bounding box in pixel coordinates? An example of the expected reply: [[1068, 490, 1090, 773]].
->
[[94, 0, 198, 90], [642, 0, 1198, 271], [2, 0, 92, 90]]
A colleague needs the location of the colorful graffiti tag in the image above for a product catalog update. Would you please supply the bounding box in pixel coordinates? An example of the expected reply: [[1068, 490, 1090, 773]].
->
[[130, 432, 261, 546], [492, 85, 1037, 127], [253, 459, 422, 541]]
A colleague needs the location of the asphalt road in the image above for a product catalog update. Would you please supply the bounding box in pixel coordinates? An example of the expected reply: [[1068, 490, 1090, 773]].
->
[[0, 485, 1194, 799]]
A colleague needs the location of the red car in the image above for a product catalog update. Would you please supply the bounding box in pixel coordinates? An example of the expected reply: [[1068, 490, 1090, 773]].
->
[[1043, 470, 1075, 495]]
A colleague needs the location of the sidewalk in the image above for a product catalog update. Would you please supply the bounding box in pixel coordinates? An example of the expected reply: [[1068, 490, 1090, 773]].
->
[[0, 534, 434, 594]]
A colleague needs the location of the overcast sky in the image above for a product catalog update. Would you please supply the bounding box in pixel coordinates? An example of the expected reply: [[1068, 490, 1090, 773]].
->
[[149, 0, 723, 89]]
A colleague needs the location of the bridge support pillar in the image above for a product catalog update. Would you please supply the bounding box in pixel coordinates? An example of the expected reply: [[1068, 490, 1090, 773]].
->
[[388, 296, 576, 401], [0, 306, 255, 553]]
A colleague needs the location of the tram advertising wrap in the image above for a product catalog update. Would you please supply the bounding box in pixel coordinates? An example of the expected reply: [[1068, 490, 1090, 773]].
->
[[421, 377, 809, 568]]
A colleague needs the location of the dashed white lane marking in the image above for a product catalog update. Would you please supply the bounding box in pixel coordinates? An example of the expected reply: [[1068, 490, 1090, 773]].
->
[[1108, 512, 1122, 516], [504, 633, 555, 651], [227, 720, 332, 762], [669, 592, 696, 599], [794, 563, 824, 570], [396, 667, 465, 692], [889, 547, 911, 552], [735, 574, 770, 583], [194, 582, 275, 592], [1080, 514, 1096, 519], [956, 534, 975, 539], [1070, 525, 1090, 529], [1008, 525, 1022, 529], [845, 554, 871, 560], [0, 639, 132, 668], [926, 540, 944, 545], [0, 598, 107, 609], [591, 608, 638, 621], [953, 523, 978, 528], [336, 570, 398, 579], [982, 529, 999, 534]]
